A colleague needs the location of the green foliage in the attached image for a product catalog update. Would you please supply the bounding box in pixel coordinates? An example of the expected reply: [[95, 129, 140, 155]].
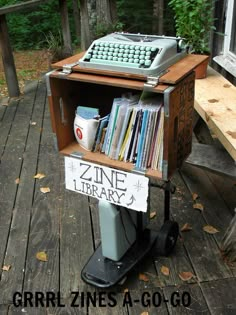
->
[[44, 30, 63, 52], [95, 21, 124, 38], [169, 0, 216, 54], [18, 69, 35, 78], [7, 13, 32, 49], [117, 0, 154, 34], [44, 30, 66, 61], [0, 0, 18, 4], [0, 79, 5, 86], [1, 0, 76, 50], [1, 0, 175, 51]]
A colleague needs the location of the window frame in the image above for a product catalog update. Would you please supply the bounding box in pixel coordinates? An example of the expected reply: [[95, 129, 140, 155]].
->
[[213, 0, 236, 77]]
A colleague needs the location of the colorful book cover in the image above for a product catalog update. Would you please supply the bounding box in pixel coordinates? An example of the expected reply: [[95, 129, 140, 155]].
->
[[101, 98, 121, 153], [123, 108, 139, 162], [76, 106, 99, 119], [119, 108, 136, 161], [131, 110, 144, 163], [92, 114, 110, 152], [107, 100, 125, 155], [151, 107, 164, 169], [109, 103, 128, 159], [99, 127, 107, 152], [135, 109, 148, 168], [141, 109, 155, 169], [147, 107, 162, 168], [115, 107, 133, 160], [128, 109, 142, 163]]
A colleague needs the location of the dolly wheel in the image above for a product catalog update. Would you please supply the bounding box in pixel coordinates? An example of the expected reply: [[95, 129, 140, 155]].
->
[[156, 220, 179, 256]]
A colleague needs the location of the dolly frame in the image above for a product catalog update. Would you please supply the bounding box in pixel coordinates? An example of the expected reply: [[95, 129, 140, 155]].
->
[[81, 179, 178, 288]]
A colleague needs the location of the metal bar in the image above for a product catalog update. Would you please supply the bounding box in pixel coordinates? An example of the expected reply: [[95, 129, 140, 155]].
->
[[164, 182, 170, 222]]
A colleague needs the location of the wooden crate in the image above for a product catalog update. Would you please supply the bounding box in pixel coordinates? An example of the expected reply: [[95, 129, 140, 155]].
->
[[47, 54, 206, 180]]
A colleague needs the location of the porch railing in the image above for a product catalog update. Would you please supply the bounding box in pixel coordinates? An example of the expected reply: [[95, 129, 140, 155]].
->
[[0, 0, 72, 97]]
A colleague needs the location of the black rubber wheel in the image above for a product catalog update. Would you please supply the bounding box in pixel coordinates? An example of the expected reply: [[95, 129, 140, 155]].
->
[[156, 220, 179, 256]]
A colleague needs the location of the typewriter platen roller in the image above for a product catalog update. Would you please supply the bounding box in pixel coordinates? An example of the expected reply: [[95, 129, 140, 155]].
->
[[79, 32, 187, 76]]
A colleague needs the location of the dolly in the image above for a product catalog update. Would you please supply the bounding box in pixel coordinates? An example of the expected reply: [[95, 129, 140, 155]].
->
[[81, 180, 179, 288]]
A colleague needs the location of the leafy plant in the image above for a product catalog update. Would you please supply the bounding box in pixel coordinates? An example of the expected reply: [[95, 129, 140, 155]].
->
[[4, 0, 71, 50], [44, 30, 65, 62], [169, 0, 216, 54]]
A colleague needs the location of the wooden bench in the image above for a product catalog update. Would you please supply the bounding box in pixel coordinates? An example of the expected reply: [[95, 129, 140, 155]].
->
[[0, 0, 72, 98], [187, 67, 236, 179], [186, 67, 236, 262]]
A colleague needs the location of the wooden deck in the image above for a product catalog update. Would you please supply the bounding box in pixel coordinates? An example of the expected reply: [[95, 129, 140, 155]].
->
[[0, 78, 235, 314]]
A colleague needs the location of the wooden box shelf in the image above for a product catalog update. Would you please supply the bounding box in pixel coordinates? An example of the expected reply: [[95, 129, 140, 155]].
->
[[46, 52, 209, 288], [46, 53, 206, 180]]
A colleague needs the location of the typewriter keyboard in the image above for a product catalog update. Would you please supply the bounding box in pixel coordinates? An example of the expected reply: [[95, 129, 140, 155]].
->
[[82, 42, 160, 69]]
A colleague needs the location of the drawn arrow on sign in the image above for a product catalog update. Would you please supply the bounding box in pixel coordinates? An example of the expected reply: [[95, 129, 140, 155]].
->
[[126, 195, 136, 206]]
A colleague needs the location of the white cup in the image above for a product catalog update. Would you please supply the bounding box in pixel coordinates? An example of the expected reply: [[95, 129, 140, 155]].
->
[[74, 114, 99, 151]]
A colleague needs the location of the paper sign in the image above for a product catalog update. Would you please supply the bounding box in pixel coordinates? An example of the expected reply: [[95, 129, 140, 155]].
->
[[65, 157, 149, 212]]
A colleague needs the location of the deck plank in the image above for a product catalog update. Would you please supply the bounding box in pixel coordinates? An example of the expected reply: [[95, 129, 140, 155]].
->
[[0, 99, 18, 123], [0, 99, 18, 158], [180, 163, 236, 276], [8, 306, 46, 315], [88, 292, 128, 314], [206, 171, 236, 214], [149, 184, 197, 287], [200, 278, 236, 314], [170, 172, 233, 282], [22, 152, 61, 293], [0, 103, 6, 120], [47, 304, 84, 315], [0, 82, 48, 304], [180, 164, 233, 243], [163, 283, 210, 314], [60, 187, 95, 297], [0, 86, 39, 287], [127, 289, 169, 315], [181, 164, 234, 235], [0, 305, 9, 315], [154, 240, 197, 287], [0, 226, 9, 266], [0, 155, 21, 227], [22, 90, 61, 294], [89, 198, 101, 249], [14, 81, 47, 210]]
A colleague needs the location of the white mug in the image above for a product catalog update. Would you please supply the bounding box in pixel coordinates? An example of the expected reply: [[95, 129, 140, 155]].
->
[[74, 114, 99, 151]]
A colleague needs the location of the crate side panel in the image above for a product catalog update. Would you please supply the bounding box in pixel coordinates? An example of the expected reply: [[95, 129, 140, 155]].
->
[[164, 72, 195, 179]]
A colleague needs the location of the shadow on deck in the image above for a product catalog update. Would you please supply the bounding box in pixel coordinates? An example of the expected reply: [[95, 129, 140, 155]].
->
[[0, 78, 235, 314]]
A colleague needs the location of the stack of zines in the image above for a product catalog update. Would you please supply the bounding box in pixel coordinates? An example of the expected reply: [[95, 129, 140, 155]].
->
[[91, 93, 164, 172]]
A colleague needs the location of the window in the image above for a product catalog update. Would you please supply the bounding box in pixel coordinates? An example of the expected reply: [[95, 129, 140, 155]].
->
[[214, 0, 236, 77]]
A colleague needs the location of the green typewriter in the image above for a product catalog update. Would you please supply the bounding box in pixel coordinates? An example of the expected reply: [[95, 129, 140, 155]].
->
[[79, 32, 187, 76]]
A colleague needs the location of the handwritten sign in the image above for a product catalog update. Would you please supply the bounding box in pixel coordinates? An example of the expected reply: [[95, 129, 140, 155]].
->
[[65, 157, 149, 212]]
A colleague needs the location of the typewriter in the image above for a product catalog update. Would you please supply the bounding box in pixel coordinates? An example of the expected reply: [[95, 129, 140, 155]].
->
[[79, 32, 187, 76]]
